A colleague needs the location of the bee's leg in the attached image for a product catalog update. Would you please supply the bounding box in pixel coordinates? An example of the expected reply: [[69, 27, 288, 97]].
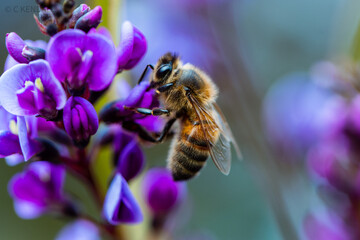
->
[[156, 83, 174, 93], [138, 64, 154, 84], [155, 118, 177, 142], [124, 106, 170, 116], [122, 121, 158, 142], [123, 118, 176, 143]]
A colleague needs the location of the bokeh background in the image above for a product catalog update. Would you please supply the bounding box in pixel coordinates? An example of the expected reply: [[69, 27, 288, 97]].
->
[[1, 0, 360, 239]]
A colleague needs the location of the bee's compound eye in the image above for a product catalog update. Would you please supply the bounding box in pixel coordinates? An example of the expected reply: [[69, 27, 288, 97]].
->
[[156, 64, 172, 79]]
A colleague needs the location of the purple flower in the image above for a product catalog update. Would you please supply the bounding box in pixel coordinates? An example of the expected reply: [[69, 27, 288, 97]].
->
[[117, 21, 147, 71], [263, 73, 339, 159], [55, 219, 101, 240], [75, 6, 103, 33], [63, 96, 99, 147], [46, 29, 117, 94], [103, 173, 143, 224], [0, 107, 42, 161], [8, 161, 66, 219], [0, 60, 66, 120], [142, 168, 186, 215]]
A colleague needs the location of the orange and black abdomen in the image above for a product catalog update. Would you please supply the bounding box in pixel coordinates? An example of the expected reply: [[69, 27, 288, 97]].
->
[[169, 120, 218, 181]]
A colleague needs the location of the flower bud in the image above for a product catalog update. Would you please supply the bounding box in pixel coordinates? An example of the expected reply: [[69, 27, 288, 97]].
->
[[142, 168, 186, 216], [51, 3, 63, 18], [35, 0, 46, 9], [39, 8, 55, 26], [113, 130, 144, 181], [46, 23, 58, 36], [63, 0, 75, 14], [68, 4, 90, 28], [22, 45, 46, 62], [6, 32, 28, 64], [75, 6, 102, 33], [103, 173, 143, 224], [63, 97, 99, 147]]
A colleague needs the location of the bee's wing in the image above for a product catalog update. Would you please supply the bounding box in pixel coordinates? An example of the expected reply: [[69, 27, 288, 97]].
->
[[213, 103, 242, 160], [187, 93, 236, 175]]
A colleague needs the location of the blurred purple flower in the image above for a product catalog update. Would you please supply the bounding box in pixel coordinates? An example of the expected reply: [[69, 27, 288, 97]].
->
[[75, 6, 103, 33], [263, 73, 340, 159], [55, 219, 101, 240], [0, 60, 66, 120], [102, 173, 143, 224], [117, 21, 147, 71], [304, 213, 350, 240], [63, 96, 99, 147], [46, 29, 117, 93], [8, 161, 66, 219], [125, 1, 218, 78], [142, 168, 186, 215]]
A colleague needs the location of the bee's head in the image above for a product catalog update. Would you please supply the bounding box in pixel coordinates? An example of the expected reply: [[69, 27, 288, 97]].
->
[[150, 52, 180, 88]]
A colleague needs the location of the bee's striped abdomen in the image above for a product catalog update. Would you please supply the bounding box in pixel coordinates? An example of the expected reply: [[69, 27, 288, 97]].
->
[[169, 120, 218, 181]]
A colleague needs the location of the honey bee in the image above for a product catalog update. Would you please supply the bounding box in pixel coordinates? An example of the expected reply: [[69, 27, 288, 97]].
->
[[126, 53, 242, 181]]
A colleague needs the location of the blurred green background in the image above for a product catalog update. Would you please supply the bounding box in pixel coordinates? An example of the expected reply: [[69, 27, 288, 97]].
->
[[1, 0, 360, 239]]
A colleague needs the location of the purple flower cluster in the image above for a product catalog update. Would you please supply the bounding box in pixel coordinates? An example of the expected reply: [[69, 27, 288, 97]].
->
[[0, 1, 187, 239], [263, 62, 360, 239]]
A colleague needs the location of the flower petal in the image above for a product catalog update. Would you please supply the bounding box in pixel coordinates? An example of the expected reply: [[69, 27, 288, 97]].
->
[[17, 116, 42, 161], [13, 200, 46, 219], [0, 64, 35, 115], [85, 34, 117, 91], [6, 32, 28, 64], [28, 60, 67, 110], [5, 154, 24, 166], [117, 21, 134, 68], [56, 220, 101, 240], [0, 131, 21, 157]]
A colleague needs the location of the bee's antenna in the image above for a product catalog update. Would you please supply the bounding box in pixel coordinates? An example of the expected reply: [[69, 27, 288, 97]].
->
[[137, 64, 154, 84]]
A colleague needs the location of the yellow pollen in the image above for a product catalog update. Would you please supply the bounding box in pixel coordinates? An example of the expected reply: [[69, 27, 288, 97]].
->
[[35, 77, 45, 92], [9, 120, 18, 135], [24, 81, 33, 88]]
